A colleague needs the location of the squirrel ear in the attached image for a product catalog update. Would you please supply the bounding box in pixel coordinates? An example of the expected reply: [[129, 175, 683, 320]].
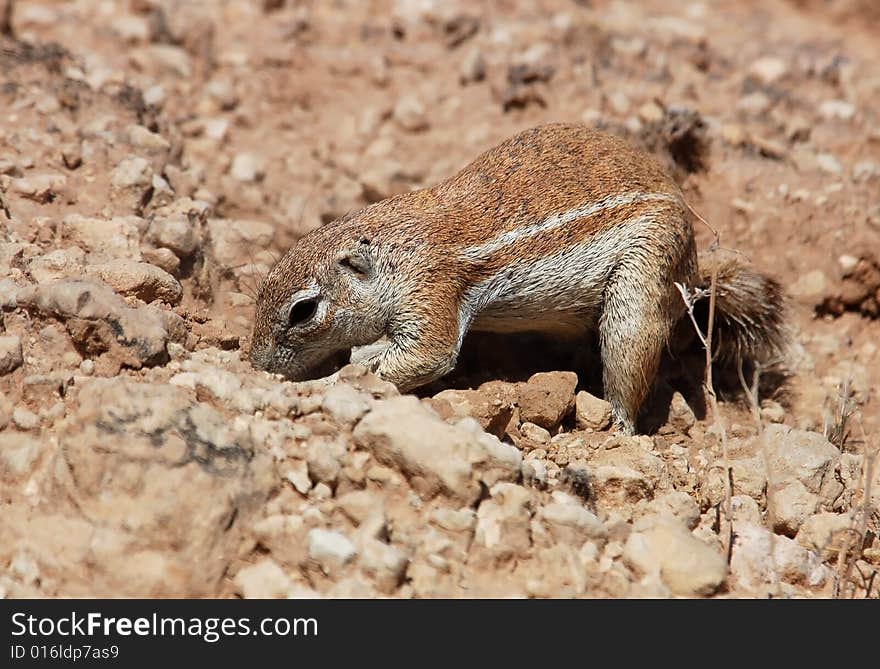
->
[[336, 239, 374, 279]]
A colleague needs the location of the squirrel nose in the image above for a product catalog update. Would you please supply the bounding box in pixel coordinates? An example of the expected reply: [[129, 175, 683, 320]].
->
[[247, 343, 271, 371]]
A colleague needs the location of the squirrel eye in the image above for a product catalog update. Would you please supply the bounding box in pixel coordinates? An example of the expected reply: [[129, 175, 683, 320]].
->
[[287, 298, 318, 327]]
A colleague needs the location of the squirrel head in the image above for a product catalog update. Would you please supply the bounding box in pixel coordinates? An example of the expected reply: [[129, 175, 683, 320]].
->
[[249, 226, 388, 381]]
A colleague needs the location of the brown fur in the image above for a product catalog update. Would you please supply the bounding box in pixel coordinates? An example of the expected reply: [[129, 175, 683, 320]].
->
[[250, 123, 788, 433]]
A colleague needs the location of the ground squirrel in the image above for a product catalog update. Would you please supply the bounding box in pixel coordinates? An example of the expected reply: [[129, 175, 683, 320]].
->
[[250, 123, 787, 433]]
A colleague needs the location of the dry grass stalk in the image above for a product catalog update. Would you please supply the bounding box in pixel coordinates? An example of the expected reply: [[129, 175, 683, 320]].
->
[[737, 362, 778, 530], [834, 416, 877, 598], [823, 377, 855, 451], [676, 260, 734, 563]]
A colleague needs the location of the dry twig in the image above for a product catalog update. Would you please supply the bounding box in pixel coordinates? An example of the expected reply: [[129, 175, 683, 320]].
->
[[676, 261, 734, 563]]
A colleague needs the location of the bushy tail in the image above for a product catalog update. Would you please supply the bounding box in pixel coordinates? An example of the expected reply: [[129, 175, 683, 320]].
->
[[696, 253, 789, 369]]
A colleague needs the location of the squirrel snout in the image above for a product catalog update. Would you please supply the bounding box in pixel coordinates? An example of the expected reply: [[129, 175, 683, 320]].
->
[[246, 336, 337, 382], [247, 341, 275, 372]]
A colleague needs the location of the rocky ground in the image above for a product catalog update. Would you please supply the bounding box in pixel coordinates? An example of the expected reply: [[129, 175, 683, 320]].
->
[[1, 0, 878, 598]]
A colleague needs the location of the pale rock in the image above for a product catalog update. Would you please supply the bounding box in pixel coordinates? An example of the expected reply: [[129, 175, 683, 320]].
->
[[732, 456, 768, 500], [47, 378, 275, 596], [730, 494, 763, 524], [230, 153, 266, 182], [589, 464, 653, 505], [838, 254, 859, 273], [737, 92, 772, 115], [308, 528, 357, 571], [818, 99, 855, 121], [521, 458, 548, 488], [790, 269, 828, 301], [204, 118, 230, 141], [353, 396, 520, 504], [27, 247, 86, 284], [321, 384, 371, 427], [62, 214, 142, 261], [730, 522, 828, 593], [816, 153, 842, 175], [16, 278, 169, 368], [155, 197, 211, 224], [720, 123, 747, 146], [429, 507, 477, 534], [359, 539, 408, 593], [852, 160, 879, 182], [16, 3, 58, 27], [141, 247, 180, 275], [9, 550, 41, 587], [524, 545, 589, 598], [234, 559, 293, 599], [0, 237, 44, 269], [0, 155, 17, 175], [88, 260, 183, 304], [154, 173, 174, 208], [455, 417, 523, 488], [393, 95, 429, 132], [33, 95, 58, 115], [327, 575, 377, 598], [0, 335, 23, 375], [207, 78, 240, 110], [749, 56, 788, 85], [795, 512, 853, 557], [638, 100, 665, 123], [763, 425, 840, 495], [607, 90, 630, 115], [0, 431, 43, 481], [623, 515, 727, 596], [520, 421, 550, 444], [702, 454, 767, 507], [306, 439, 343, 487], [10, 173, 67, 202], [770, 480, 820, 537], [283, 460, 312, 495], [459, 47, 486, 84], [336, 490, 382, 526], [536, 497, 606, 546], [174, 368, 253, 411], [112, 14, 150, 43], [150, 45, 192, 77], [667, 392, 696, 433], [575, 391, 611, 430], [110, 156, 154, 190], [643, 490, 700, 529], [11, 407, 39, 431], [251, 514, 309, 567], [149, 215, 198, 258], [472, 483, 533, 563], [208, 218, 274, 270], [0, 278, 22, 308], [590, 438, 668, 490], [143, 85, 166, 107], [127, 125, 171, 154]]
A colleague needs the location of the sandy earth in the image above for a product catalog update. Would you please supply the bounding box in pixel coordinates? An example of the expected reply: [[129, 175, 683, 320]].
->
[[0, 0, 878, 598]]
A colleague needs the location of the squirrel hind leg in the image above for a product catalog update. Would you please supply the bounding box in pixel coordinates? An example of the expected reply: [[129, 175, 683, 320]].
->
[[599, 268, 677, 434]]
